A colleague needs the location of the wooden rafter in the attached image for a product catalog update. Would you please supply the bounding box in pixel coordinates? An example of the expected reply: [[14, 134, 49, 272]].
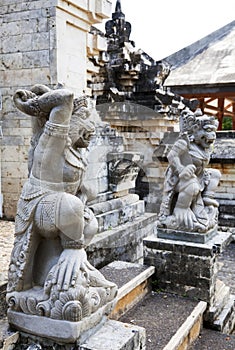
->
[[181, 92, 235, 130]]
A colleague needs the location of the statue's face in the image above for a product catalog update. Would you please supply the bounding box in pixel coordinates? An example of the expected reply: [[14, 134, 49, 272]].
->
[[194, 122, 217, 149], [69, 106, 95, 148]]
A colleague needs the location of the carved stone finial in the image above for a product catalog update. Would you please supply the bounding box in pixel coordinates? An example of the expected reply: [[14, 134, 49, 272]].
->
[[115, 0, 122, 13]]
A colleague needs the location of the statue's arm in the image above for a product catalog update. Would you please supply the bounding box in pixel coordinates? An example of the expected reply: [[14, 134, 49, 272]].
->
[[14, 88, 73, 125], [167, 139, 188, 175], [14, 88, 74, 182], [33, 90, 74, 181]]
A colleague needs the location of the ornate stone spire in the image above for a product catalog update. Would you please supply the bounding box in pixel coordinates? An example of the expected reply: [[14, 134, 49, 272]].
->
[[105, 0, 132, 45]]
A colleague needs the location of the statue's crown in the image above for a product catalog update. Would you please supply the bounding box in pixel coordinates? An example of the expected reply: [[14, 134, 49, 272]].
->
[[180, 108, 218, 134]]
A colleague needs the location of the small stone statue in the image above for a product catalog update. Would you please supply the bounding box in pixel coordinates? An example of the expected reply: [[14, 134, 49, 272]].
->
[[159, 109, 221, 233], [7, 85, 117, 340]]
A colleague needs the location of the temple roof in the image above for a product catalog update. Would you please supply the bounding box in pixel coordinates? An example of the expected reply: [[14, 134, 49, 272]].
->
[[164, 20, 235, 87]]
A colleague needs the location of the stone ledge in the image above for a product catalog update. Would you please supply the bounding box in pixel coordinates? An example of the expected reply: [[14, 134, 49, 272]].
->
[[144, 236, 215, 257], [88, 213, 158, 268], [144, 230, 233, 257], [8, 298, 116, 344], [157, 227, 217, 244], [163, 301, 207, 350], [101, 261, 155, 320], [79, 319, 146, 350]]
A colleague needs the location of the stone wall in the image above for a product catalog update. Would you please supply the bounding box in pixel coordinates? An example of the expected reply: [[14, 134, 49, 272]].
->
[[0, 0, 111, 218]]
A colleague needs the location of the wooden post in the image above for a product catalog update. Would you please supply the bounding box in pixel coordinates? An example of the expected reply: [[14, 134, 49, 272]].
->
[[233, 102, 235, 130], [217, 98, 224, 131]]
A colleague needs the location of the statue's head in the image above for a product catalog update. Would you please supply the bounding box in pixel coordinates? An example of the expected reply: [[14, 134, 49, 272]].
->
[[69, 95, 95, 148], [180, 109, 218, 149]]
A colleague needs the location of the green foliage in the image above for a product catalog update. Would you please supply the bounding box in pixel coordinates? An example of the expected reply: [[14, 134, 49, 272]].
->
[[222, 116, 233, 130]]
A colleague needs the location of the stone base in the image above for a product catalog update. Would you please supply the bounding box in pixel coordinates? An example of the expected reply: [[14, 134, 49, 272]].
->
[[80, 319, 146, 350], [157, 226, 217, 244], [8, 299, 116, 343], [8, 319, 145, 350], [144, 235, 218, 302], [144, 231, 232, 304]]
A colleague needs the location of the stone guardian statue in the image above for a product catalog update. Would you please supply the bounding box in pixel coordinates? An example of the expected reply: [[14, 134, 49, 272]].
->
[[159, 109, 221, 233], [7, 85, 117, 343]]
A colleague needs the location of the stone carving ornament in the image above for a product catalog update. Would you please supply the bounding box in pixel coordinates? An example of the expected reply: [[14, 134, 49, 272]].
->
[[159, 109, 221, 233], [7, 85, 117, 341]]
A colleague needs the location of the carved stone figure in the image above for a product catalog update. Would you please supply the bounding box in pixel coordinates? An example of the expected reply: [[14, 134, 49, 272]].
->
[[7, 85, 117, 341], [159, 109, 221, 233]]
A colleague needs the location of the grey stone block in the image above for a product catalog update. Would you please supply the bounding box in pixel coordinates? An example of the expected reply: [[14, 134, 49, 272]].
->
[[88, 213, 158, 268], [157, 227, 217, 244], [80, 320, 146, 350], [143, 236, 215, 257]]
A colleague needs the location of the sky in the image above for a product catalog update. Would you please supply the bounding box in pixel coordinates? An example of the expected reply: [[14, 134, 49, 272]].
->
[[96, 0, 235, 61]]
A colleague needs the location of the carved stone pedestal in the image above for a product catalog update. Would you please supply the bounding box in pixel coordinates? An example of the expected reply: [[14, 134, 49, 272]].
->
[[144, 229, 227, 303], [8, 299, 116, 344], [144, 229, 234, 332]]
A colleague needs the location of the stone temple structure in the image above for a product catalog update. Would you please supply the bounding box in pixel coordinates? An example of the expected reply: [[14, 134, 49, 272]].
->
[[0, 2, 235, 349]]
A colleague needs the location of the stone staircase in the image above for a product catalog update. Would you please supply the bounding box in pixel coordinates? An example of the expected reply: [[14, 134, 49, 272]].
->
[[204, 279, 235, 333], [0, 261, 208, 350], [102, 261, 207, 350], [1, 254, 234, 349]]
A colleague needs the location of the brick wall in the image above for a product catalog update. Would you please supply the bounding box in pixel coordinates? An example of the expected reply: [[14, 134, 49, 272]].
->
[[0, 0, 111, 218]]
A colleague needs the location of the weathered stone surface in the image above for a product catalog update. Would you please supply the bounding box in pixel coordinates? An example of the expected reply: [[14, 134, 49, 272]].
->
[[79, 319, 146, 350], [88, 213, 158, 268], [143, 235, 219, 303]]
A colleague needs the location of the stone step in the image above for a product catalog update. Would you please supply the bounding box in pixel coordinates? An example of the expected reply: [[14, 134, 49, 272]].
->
[[212, 295, 235, 333], [0, 318, 19, 350], [210, 230, 233, 253], [95, 200, 145, 233], [79, 319, 145, 350], [205, 279, 231, 323], [100, 260, 208, 349], [163, 301, 207, 350], [100, 260, 155, 320]]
